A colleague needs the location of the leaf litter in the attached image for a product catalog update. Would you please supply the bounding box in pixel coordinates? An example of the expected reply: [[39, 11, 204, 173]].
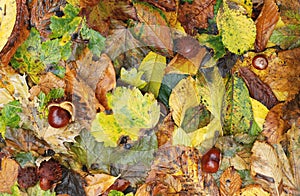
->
[[0, 0, 299, 195]]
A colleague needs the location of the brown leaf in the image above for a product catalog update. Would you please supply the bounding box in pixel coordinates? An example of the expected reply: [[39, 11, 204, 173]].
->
[[138, 145, 219, 195], [262, 103, 287, 144], [250, 141, 283, 195], [83, 0, 137, 36], [140, 0, 177, 11], [156, 113, 175, 147], [29, 0, 66, 39], [220, 166, 242, 196], [239, 66, 278, 109], [84, 174, 119, 196], [0, 0, 30, 65], [29, 72, 66, 100], [255, 0, 279, 52], [102, 178, 130, 196], [0, 158, 19, 193], [178, 0, 216, 35], [236, 184, 270, 195], [132, 2, 173, 56], [282, 92, 300, 127], [79, 0, 100, 8]]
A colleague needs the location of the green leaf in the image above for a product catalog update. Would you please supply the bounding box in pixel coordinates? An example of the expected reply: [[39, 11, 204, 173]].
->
[[69, 129, 113, 173], [120, 67, 147, 89], [217, 2, 256, 54], [0, 183, 22, 196], [15, 152, 36, 167], [107, 87, 160, 133], [270, 24, 300, 50], [40, 39, 61, 65], [222, 74, 255, 135], [196, 34, 226, 59], [80, 22, 106, 56], [172, 127, 192, 146], [50, 4, 81, 39], [10, 28, 45, 83], [0, 100, 22, 128], [138, 51, 166, 97], [38, 88, 64, 111], [108, 190, 124, 196], [158, 73, 188, 108]]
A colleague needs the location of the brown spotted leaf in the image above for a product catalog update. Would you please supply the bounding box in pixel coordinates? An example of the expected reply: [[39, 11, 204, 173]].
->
[[282, 92, 300, 127], [220, 166, 242, 196], [239, 66, 278, 109], [0, 0, 30, 65], [0, 158, 19, 193], [178, 0, 216, 35], [255, 0, 279, 52], [156, 113, 175, 147], [29, 0, 66, 39]]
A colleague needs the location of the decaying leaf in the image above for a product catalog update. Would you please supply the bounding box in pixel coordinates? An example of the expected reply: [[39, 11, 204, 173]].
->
[[282, 92, 300, 127], [220, 166, 242, 196], [140, 0, 177, 11], [178, 0, 216, 35], [217, 1, 256, 54], [0, 0, 30, 65], [29, 0, 66, 39], [262, 103, 290, 145], [254, 0, 279, 52], [137, 145, 219, 195], [0, 158, 19, 193], [84, 174, 119, 196], [239, 67, 278, 109], [156, 113, 174, 147], [236, 184, 270, 195], [132, 2, 173, 56], [250, 141, 283, 195]]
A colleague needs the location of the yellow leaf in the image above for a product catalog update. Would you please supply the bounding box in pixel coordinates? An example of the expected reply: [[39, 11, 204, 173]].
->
[[236, 184, 270, 196], [0, 0, 16, 52], [0, 158, 19, 194], [250, 98, 269, 130], [84, 174, 120, 196]]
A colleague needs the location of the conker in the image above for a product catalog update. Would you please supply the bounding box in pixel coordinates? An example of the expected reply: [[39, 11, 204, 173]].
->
[[201, 147, 221, 173], [252, 54, 268, 70], [48, 106, 71, 128]]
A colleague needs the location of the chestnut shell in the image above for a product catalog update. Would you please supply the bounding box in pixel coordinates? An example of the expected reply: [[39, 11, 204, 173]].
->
[[252, 54, 268, 70], [48, 106, 71, 128]]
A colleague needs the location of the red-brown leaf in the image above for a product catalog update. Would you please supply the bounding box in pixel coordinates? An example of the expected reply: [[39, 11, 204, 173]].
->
[[255, 0, 279, 52]]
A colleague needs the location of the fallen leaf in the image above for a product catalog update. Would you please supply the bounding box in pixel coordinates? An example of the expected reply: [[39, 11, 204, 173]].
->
[[132, 2, 173, 56], [254, 0, 279, 52], [250, 141, 283, 195], [0, 0, 30, 65], [178, 0, 216, 35], [0, 158, 19, 193], [262, 103, 287, 144], [84, 174, 119, 196], [220, 166, 242, 196], [239, 67, 278, 109], [102, 178, 130, 196], [236, 184, 270, 195], [282, 92, 300, 127], [140, 0, 177, 11], [156, 113, 174, 147]]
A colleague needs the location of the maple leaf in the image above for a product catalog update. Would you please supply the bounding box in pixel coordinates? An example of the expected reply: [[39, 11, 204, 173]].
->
[[255, 0, 279, 52]]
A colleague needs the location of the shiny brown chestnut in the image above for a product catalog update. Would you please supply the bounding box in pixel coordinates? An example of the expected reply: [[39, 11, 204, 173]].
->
[[47, 101, 75, 128], [201, 147, 221, 173], [252, 54, 268, 70]]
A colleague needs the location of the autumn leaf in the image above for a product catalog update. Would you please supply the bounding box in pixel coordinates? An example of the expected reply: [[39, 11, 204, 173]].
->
[[219, 166, 242, 196], [217, 1, 256, 54], [138, 51, 166, 97], [119, 68, 147, 89], [255, 0, 279, 52], [84, 174, 119, 196], [0, 158, 19, 193], [131, 2, 173, 56], [236, 184, 270, 195], [27, 183, 56, 196], [251, 141, 283, 195]]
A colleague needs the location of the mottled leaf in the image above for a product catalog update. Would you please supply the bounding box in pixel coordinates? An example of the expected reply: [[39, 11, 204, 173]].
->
[[220, 166, 242, 196]]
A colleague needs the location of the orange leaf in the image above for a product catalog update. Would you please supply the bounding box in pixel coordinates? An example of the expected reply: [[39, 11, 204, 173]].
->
[[220, 166, 242, 196], [0, 158, 19, 193], [255, 0, 279, 52]]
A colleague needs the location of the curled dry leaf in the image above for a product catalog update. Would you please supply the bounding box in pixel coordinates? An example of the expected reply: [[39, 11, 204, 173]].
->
[[239, 66, 278, 109], [178, 0, 216, 35], [156, 113, 175, 147], [220, 166, 242, 196], [255, 0, 279, 52], [29, 72, 66, 100], [84, 174, 119, 196], [0, 158, 19, 193], [262, 103, 289, 144], [0, 0, 30, 65], [250, 141, 283, 195], [282, 92, 300, 127], [29, 0, 66, 39]]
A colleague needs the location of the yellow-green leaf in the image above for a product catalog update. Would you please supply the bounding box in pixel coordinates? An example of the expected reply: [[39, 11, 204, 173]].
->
[[217, 2, 256, 54], [250, 98, 269, 130], [139, 51, 166, 97]]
